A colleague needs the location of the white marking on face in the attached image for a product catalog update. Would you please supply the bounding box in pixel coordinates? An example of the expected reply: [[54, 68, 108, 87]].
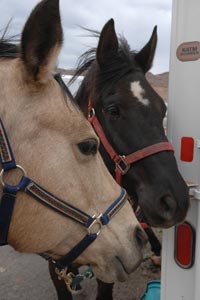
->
[[131, 81, 149, 106]]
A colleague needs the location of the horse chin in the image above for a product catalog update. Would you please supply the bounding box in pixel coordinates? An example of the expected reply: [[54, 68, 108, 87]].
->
[[92, 256, 142, 283], [140, 211, 181, 229], [93, 264, 128, 283]]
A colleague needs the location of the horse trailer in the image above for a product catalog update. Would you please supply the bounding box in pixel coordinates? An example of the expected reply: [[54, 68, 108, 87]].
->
[[161, 0, 200, 299]]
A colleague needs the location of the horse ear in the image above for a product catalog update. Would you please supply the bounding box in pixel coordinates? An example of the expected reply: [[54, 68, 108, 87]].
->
[[21, 0, 63, 82], [135, 26, 157, 73], [97, 19, 118, 67]]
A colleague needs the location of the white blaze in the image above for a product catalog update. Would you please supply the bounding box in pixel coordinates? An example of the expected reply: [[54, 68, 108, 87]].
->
[[131, 81, 149, 106]]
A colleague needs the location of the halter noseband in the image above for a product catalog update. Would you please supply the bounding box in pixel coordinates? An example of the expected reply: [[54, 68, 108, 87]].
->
[[0, 117, 127, 271], [88, 97, 174, 185]]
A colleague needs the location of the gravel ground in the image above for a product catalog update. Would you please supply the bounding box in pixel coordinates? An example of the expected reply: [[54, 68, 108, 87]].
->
[[0, 229, 161, 300]]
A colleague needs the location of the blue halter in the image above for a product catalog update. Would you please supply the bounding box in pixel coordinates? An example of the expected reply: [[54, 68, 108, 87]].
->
[[0, 118, 127, 270]]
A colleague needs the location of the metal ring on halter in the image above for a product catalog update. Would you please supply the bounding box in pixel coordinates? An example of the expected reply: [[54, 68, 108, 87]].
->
[[88, 108, 95, 119], [87, 214, 102, 236], [0, 165, 27, 188]]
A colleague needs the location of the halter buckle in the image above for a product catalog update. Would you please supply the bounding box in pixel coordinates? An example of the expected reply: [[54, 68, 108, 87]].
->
[[87, 214, 102, 236], [115, 156, 130, 175]]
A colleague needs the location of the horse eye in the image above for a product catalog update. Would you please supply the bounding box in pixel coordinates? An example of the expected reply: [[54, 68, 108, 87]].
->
[[78, 139, 98, 156], [106, 105, 120, 117]]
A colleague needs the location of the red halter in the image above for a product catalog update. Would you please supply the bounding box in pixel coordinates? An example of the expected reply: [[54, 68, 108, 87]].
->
[[88, 97, 174, 185]]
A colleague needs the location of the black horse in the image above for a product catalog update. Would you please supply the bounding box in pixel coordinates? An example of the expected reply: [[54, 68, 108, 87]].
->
[[49, 19, 189, 300]]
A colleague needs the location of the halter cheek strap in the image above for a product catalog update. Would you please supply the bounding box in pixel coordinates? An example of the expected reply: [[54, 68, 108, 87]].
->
[[115, 142, 174, 184], [88, 97, 174, 185], [0, 118, 127, 270]]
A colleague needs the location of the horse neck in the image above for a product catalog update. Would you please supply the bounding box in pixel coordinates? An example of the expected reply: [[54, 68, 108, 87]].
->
[[75, 63, 100, 116], [75, 78, 118, 180], [75, 84, 90, 117]]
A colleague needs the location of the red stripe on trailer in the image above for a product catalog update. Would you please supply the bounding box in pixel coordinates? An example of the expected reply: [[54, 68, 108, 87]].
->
[[180, 137, 194, 162]]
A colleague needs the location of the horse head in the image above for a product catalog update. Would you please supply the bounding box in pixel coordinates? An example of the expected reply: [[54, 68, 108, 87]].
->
[[73, 19, 189, 228], [0, 3, 146, 283]]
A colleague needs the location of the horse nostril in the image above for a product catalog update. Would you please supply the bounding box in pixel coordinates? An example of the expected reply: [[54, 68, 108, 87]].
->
[[135, 226, 148, 249], [159, 195, 177, 219]]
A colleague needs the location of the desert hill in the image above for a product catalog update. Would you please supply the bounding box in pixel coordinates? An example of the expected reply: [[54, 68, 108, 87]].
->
[[58, 68, 169, 101], [146, 72, 169, 101]]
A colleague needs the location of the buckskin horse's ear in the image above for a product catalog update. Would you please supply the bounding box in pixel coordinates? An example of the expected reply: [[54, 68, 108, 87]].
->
[[135, 26, 157, 73], [21, 0, 63, 82], [97, 19, 118, 67]]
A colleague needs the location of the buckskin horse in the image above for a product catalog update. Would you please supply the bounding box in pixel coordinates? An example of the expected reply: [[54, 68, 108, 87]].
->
[[0, 0, 147, 291], [49, 19, 189, 300]]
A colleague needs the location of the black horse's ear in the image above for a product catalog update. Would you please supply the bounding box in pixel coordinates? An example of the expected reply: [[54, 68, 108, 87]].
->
[[135, 26, 157, 73], [21, 0, 63, 82], [97, 19, 118, 67]]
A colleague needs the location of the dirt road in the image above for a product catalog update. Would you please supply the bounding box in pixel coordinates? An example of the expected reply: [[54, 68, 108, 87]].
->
[[0, 241, 160, 300]]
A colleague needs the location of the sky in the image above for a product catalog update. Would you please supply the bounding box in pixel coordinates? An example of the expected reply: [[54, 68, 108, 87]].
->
[[0, 0, 172, 74]]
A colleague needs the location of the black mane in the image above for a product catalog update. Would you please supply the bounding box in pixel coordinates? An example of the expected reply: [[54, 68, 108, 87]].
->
[[0, 40, 19, 58], [71, 30, 140, 88], [0, 25, 19, 58]]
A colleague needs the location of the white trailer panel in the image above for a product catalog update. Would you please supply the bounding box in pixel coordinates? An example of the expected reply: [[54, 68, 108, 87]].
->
[[161, 1, 200, 299]]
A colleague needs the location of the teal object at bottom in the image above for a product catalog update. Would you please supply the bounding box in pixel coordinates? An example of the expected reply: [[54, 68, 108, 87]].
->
[[140, 280, 160, 300]]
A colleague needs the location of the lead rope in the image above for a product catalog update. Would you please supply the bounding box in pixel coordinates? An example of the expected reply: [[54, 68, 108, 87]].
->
[[55, 266, 94, 293]]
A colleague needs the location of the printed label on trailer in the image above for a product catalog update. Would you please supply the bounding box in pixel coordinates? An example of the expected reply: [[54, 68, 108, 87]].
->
[[176, 41, 200, 61]]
